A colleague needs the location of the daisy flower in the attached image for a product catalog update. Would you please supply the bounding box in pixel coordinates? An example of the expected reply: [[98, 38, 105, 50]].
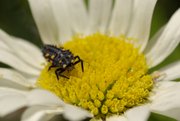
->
[[0, 0, 180, 121]]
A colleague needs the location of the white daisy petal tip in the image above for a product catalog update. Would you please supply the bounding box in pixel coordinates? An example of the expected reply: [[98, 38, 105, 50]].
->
[[63, 104, 93, 121]]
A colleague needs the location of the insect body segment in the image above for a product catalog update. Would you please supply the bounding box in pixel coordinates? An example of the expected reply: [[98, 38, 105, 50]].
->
[[42, 44, 84, 80]]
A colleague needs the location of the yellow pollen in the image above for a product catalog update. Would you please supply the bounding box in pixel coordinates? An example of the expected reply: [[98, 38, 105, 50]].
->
[[37, 33, 153, 119]]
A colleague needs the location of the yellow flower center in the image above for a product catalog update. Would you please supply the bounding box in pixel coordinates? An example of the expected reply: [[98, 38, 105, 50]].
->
[[37, 33, 153, 119]]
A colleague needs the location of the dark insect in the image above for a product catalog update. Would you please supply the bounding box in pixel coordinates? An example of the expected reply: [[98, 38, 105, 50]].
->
[[42, 44, 84, 80]]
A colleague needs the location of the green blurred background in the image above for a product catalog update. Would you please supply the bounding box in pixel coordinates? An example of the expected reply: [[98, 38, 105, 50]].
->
[[0, 0, 179, 121]]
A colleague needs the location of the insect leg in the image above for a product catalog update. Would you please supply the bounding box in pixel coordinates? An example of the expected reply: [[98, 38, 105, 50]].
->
[[55, 68, 69, 80], [74, 56, 84, 72], [48, 64, 57, 71], [59, 74, 69, 79]]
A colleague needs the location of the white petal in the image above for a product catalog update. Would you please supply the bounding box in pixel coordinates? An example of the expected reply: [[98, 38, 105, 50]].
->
[[0, 78, 29, 90], [150, 82, 180, 120], [66, 0, 88, 34], [159, 61, 180, 81], [150, 81, 180, 101], [127, 0, 157, 52], [0, 29, 44, 69], [144, 26, 165, 53], [0, 68, 34, 88], [108, 0, 132, 36], [0, 41, 9, 51], [0, 87, 27, 97], [0, 95, 27, 117], [27, 89, 64, 106], [51, 0, 73, 43], [154, 81, 179, 92], [21, 106, 63, 121], [10, 36, 44, 69], [151, 82, 180, 110], [107, 115, 127, 121], [97, 0, 113, 34], [125, 105, 151, 121], [87, 0, 113, 34], [26, 76, 38, 86], [28, 0, 59, 44], [63, 104, 93, 121], [146, 9, 180, 68], [0, 50, 40, 75]]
